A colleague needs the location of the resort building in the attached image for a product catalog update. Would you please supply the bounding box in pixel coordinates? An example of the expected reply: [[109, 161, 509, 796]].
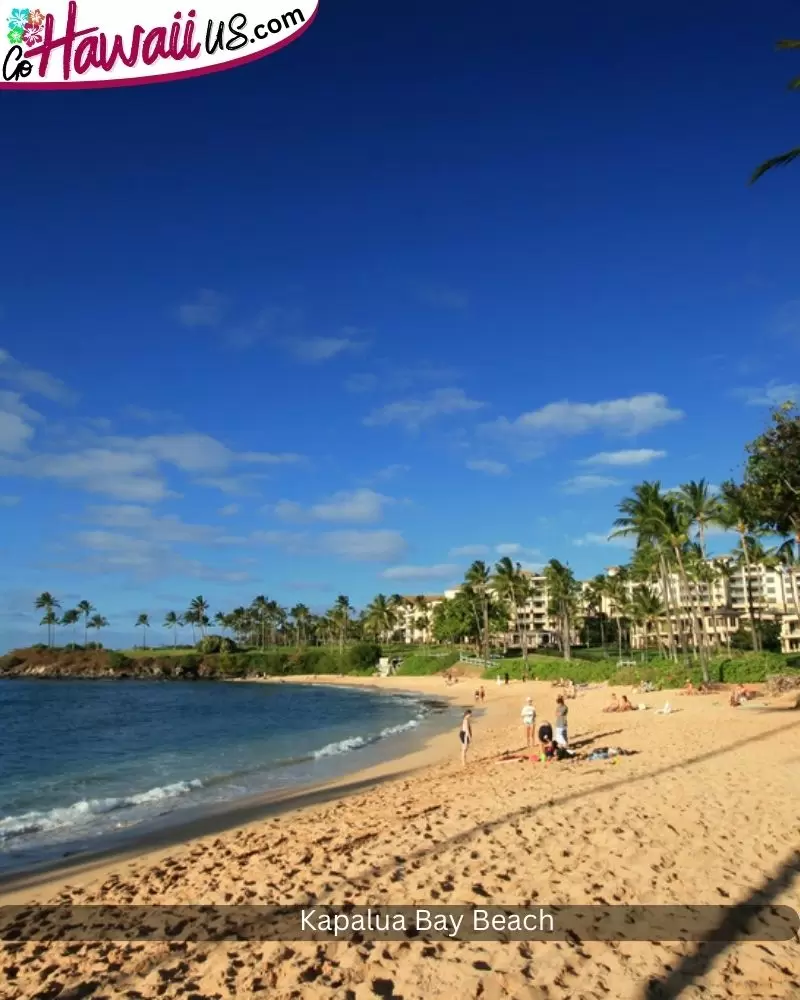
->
[[405, 556, 800, 654]]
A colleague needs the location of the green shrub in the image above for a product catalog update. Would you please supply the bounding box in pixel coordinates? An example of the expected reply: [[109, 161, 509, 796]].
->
[[397, 651, 460, 676], [107, 651, 133, 672], [345, 642, 381, 673], [197, 634, 238, 654]]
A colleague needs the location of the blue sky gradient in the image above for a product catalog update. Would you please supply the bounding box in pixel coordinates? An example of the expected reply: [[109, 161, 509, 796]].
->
[[2, 0, 800, 649]]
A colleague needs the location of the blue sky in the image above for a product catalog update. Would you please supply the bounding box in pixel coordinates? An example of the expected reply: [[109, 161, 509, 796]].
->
[[2, 0, 800, 649]]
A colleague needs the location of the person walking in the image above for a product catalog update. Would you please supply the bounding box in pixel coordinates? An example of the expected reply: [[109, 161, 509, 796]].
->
[[460, 709, 473, 765], [554, 695, 569, 747]]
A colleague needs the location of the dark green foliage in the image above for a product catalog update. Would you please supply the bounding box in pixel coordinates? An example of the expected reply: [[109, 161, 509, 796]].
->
[[197, 635, 238, 654], [345, 642, 381, 672], [484, 652, 799, 688], [730, 621, 782, 653], [107, 651, 133, 672], [396, 651, 460, 675]]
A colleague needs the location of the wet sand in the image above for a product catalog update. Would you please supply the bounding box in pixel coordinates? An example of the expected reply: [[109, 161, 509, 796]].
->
[[1, 675, 798, 999]]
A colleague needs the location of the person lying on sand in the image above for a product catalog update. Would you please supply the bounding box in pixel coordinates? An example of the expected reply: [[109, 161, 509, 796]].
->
[[603, 693, 620, 713], [619, 695, 636, 712], [542, 736, 575, 761], [730, 683, 756, 707]]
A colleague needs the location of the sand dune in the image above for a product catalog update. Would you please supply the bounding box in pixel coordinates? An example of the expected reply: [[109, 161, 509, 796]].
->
[[1, 676, 798, 999]]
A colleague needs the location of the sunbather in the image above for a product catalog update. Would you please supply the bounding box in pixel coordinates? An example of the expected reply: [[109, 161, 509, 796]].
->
[[603, 693, 620, 713], [619, 695, 636, 712]]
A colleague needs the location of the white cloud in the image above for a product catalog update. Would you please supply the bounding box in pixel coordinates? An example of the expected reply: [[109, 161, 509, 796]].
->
[[735, 380, 800, 407], [448, 543, 539, 560], [364, 387, 485, 431], [273, 488, 392, 525], [321, 530, 407, 562], [381, 563, 459, 581], [372, 463, 411, 481], [0, 348, 77, 403], [219, 503, 240, 516], [122, 405, 182, 424], [85, 505, 230, 545], [573, 531, 634, 548], [561, 474, 623, 494], [69, 530, 252, 582], [0, 495, 20, 506], [345, 373, 378, 393], [494, 543, 540, 558], [0, 429, 300, 502], [178, 290, 224, 327], [466, 459, 509, 476], [254, 527, 408, 562], [483, 393, 683, 455], [286, 335, 365, 363], [196, 474, 267, 496], [449, 544, 490, 557], [581, 449, 667, 466]]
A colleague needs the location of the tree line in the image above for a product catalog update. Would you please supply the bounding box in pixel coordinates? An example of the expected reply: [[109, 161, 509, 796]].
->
[[30, 405, 800, 678]]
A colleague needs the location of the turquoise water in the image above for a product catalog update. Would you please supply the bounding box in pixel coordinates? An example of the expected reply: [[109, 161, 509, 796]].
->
[[0, 679, 445, 873]]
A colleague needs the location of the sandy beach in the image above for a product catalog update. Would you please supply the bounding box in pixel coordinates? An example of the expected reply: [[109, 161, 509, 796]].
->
[[1, 675, 799, 999]]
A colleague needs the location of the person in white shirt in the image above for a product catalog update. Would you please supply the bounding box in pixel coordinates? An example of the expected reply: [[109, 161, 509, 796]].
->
[[521, 697, 536, 748]]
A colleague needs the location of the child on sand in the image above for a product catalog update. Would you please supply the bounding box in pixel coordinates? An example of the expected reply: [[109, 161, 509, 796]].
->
[[521, 697, 536, 748], [460, 710, 473, 765]]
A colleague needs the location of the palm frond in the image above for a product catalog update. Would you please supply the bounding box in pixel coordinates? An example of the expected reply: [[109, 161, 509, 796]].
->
[[750, 147, 800, 184], [775, 39, 800, 49]]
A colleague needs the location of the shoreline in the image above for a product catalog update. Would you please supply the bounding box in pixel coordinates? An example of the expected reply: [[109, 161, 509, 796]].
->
[[0, 675, 470, 900]]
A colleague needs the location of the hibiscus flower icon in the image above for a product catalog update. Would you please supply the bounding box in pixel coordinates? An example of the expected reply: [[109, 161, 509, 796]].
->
[[27, 7, 44, 26], [7, 25, 23, 44], [23, 21, 41, 44], [7, 7, 30, 30]]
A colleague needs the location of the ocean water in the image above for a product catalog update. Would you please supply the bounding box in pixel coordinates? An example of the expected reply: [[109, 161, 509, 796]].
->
[[0, 679, 448, 874]]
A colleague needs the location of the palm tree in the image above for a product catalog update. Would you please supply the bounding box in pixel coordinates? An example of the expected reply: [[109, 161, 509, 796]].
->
[[34, 592, 60, 647], [675, 480, 721, 559], [290, 604, 311, 646], [163, 611, 183, 647], [492, 557, 528, 660], [544, 559, 579, 660], [717, 481, 761, 651], [61, 608, 80, 642], [584, 574, 608, 652], [135, 613, 151, 649], [87, 613, 109, 642], [613, 482, 681, 661], [630, 585, 664, 659], [331, 595, 352, 652], [465, 561, 491, 663], [605, 570, 630, 660], [76, 600, 95, 646], [365, 594, 397, 642], [39, 609, 58, 645], [751, 39, 800, 184], [188, 596, 210, 638], [775, 539, 800, 624]]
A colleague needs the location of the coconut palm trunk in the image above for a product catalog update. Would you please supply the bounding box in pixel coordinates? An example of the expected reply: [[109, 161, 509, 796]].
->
[[658, 555, 678, 661], [739, 533, 761, 652], [672, 545, 709, 681]]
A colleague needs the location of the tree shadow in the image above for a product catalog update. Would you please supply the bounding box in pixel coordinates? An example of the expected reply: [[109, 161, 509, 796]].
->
[[72, 716, 800, 993], [641, 847, 800, 999]]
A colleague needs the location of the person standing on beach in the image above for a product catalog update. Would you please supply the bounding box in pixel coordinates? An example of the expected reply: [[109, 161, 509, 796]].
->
[[522, 697, 536, 748], [555, 695, 568, 747], [460, 709, 473, 765]]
